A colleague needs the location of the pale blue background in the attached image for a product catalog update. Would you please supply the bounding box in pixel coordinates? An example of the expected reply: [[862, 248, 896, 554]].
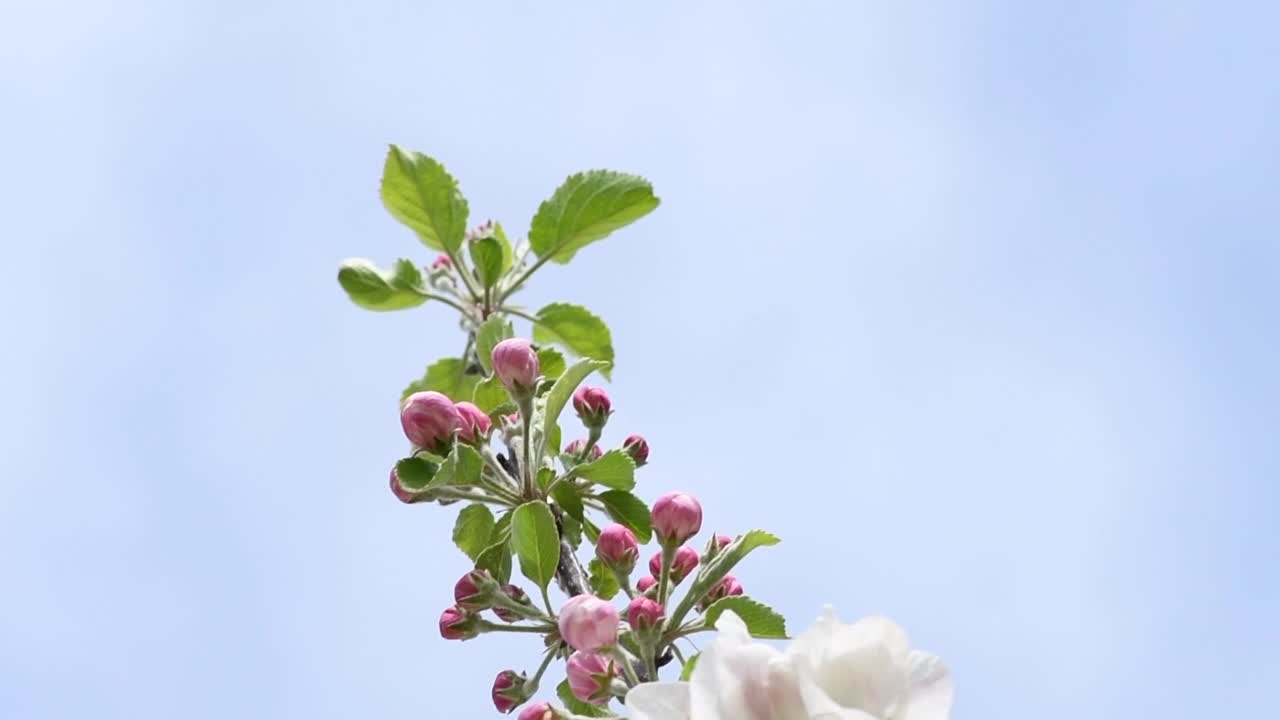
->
[[2, 1, 1277, 718]]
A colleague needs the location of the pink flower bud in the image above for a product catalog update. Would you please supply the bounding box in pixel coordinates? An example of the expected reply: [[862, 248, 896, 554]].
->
[[492, 338, 539, 392], [635, 576, 657, 595], [649, 546, 699, 584], [438, 606, 474, 640], [564, 438, 603, 460], [491, 669, 527, 714], [431, 255, 452, 270], [466, 219, 496, 241], [454, 570, 491, 611], [401, 391, 462, 451], [651, 491, 702, 547], [714, 534, 732, 550], [557, 594, 619, 652], [518, 702, 553, 720], [566, 651, 616, 704], [596, 524, 639, 574], [699, 575, 744, 611], [389, 467, 426, 504], [493, 584, 533, 623], [454, 401, 492, 444], [572, 386, 612, 428], [703, 533, 733, 561], [626, 596, 664, 633], [622, 434, 649, 466]]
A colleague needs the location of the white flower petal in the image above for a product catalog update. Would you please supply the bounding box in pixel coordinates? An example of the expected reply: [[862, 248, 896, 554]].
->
[[625, 681, 691, 720], [898, 651, 953, 720]]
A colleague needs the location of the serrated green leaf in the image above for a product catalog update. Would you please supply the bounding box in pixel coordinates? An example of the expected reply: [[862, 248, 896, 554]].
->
[[557, 680, 612, 717], [680, 652, 700, 681], [667, 529, 781, 631], [380, 145, 469, 253], [572, 449, 635, 491], [702, 596, 788, 639], [550, 482, 584, 522], [510, 501, 560, 589], [529, 170, 659, 264], [393, 456, 438, 492], [401, 357, 481, 403], [535, 346, 566, 381], [537, 467, 556, 493], [468, 234, 504, 289], [492, 222, 515, 274], [452, 504, 496, 561], [474, 317, 514, 374], [588, 558, 621, 600], [596, 490, 652, 543], [471, 374, 509, 414], [533, 303, 615, 378], [475, 540, 512, 585], [431, 444, 484, 487], [539, 358, 609, 457], [337, 258, 429, 311]]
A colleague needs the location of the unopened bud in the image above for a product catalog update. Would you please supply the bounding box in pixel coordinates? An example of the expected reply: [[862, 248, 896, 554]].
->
[[622, 434, 649, 466], [493, 584, 534, 623], [454, 569, 494, 612], [566, 651, 616, 704], [557, 594, 619, 652], [649, 546, 699, 584], [699, 575, 744, 611], [518, 702, 554, 720], [431, 255, 453, 270], [491, 669, 530, 714], [454, 401, 492, 444], [438, 606, 479, 640], [596, 524, 639, 575], [492, 338, 539, 394], [389, 467, 428, 504], [401, 391, 462, 452], [465, 220, 496, 242], [565, 438, 602, 461], [626, 596, 664, 634], [572, 386, 612, 429], [703, 533, 733, 562], [636, 576, 657, 595], [651, 491, 702, 547]]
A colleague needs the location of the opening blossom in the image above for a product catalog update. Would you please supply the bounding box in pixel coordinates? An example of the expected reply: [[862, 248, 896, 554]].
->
[[625, 609, 952, 720], [517, 703, 553, 720], [454, 401, 492, 444], [566, 651, 617, 704]]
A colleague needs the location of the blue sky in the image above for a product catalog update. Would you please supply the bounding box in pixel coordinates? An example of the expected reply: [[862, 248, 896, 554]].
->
[[2, 1, 1277, 718]]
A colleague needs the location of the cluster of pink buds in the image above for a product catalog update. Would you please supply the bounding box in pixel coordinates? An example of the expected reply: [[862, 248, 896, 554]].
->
[[564, 438, 602, 461]]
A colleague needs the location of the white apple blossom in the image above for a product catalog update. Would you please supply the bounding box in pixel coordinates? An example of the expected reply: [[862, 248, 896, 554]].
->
[[625, 608, 951, 720]]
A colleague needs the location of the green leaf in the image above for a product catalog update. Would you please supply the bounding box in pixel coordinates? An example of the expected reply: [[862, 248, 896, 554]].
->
[[557, 680, 611, 717], [431, 444, 484, 487], [533, 303, 615, 378], [702, 596, 788, 639], [588, 558, 621, 600], [510, 501, 561, 589], [475, 540, 512, 585], [468, 234, 504, 289], [490, 511, 513, 544], [539, 358, 609, 457], [471, 375, 510, 414], [474, 316, 514, 375], [337, 258, 429, 311], [679, 652, 700, 681], [669, 530, 781, 630], [550, 482, 584, 522], [582, 517, 601, 544], [572, 449, 636, 491], [562, 514, 583, 548], [452, 504, 496, 561], [393, 456, 438, 492], [380, 145, 469, 253], [529, 170, 659, 264], [401, 357, 480, 402], [537, 467, 556, 493], [536, 346, 566, 381], [596, 490, 652, 543], [492, 222, 515, 274]]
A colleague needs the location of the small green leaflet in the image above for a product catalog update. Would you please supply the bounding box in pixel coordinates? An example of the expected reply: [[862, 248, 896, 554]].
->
[[550, 482, 584, 522], [557, 680, 612, 717], [538, 358, 610, 457], [380, 145, 469, 253], [432, 444, 483, 487], [588, 558, 621, 600], [536, 346, 566, 381], [680, 653, 700, 681], [533, 303, 615, 378], [701, 596, 788, 639], [510, 501, 561, 589], [401, 357, 480, 402], [452, 504, 495, 561], [572, 449, 636, 491], [468, 234, 504, 289], [394, 456, 437, 491], [475, 540, 511, 585], [528, 170, 659, 264], [337, 258, 428, 311], [474, 316, 514, 374]]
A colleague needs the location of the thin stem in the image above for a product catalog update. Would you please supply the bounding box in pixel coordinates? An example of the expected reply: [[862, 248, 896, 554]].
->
[[528, 646, 558, 688], [657, 545, 675, 608], [432, 487, 515, 506], [613, 570, 635, 600], [423, 291, 472, 316], [520, 400, 535, 499], [499, 305, 538, 323], [612, 647, 642, 688], [477, 621, 556, 635], [445, 249, 483, 302], [539, 585, 555, 617], [498, 253, 553, 303]]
